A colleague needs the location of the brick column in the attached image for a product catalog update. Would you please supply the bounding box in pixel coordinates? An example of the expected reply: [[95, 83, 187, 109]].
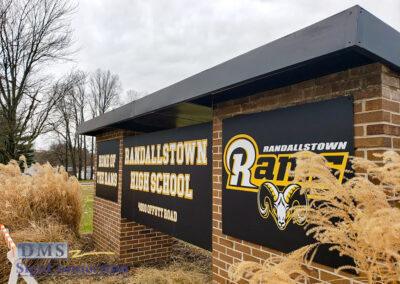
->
[[93, 130, 174, 265], [212, 63, 400, 283], [354, 65, 400, 173]]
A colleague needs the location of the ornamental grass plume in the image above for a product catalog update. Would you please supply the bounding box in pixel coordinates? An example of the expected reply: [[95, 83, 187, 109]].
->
[[228, 245, 317, 284], [229, 151, 400, 284], [0, 158, 83, 283], [0, 157, 82, 233]]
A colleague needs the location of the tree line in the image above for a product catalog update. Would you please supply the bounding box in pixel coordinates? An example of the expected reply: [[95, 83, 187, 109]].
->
[[38, 68, 122, 179], [0, 0, 143, 179]]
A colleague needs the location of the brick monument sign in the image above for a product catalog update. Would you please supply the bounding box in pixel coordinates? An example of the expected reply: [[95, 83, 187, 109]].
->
[[79, 5, 400, 283]]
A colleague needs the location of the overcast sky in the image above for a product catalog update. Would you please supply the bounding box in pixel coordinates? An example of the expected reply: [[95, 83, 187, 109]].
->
[[60, 0, 400, 94], [37, 0, 400, 149]]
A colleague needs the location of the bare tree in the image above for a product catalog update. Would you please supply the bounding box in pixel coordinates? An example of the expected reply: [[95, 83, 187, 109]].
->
[[0, 0, 75, 163], [89, 69, 121, 115], [71, 70, 87, 179], [50, 72, 84, 176], [88, 69, 121, 179]]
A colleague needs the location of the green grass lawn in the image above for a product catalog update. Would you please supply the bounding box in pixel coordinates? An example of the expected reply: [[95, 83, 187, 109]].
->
[[80, 184, 94, 234], [79, 179, 94, 183]]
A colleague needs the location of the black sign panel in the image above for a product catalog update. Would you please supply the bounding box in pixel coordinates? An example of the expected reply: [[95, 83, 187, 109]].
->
[[222, 96, 354, 267], [122, 123, 212, 250], [96, 139, 119, 202]]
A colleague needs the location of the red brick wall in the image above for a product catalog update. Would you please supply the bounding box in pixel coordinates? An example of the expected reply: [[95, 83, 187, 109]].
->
[[93, 130, 174, 265], [212, 63, 400, 283]]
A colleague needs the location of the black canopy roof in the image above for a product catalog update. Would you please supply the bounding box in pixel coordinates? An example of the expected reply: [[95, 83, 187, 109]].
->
[[78, 5, 400, 136]]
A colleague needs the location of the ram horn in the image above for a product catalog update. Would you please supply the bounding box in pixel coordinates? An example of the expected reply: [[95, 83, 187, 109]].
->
[[257, 182, 279, 218], [283, 184, 301, 203], [283, 184, 308, 224]]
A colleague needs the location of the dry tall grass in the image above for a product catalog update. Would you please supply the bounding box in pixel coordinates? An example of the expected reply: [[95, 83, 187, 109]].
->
[[0, 158, 83, 283], [229, 245, 316, 284], [229, 151, 400, 284], [0, 157, 82, 233]]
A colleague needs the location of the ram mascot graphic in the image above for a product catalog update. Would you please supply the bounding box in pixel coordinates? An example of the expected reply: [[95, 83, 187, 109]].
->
[[224, 134, 310, 230], [257, 182, 308, 230]]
